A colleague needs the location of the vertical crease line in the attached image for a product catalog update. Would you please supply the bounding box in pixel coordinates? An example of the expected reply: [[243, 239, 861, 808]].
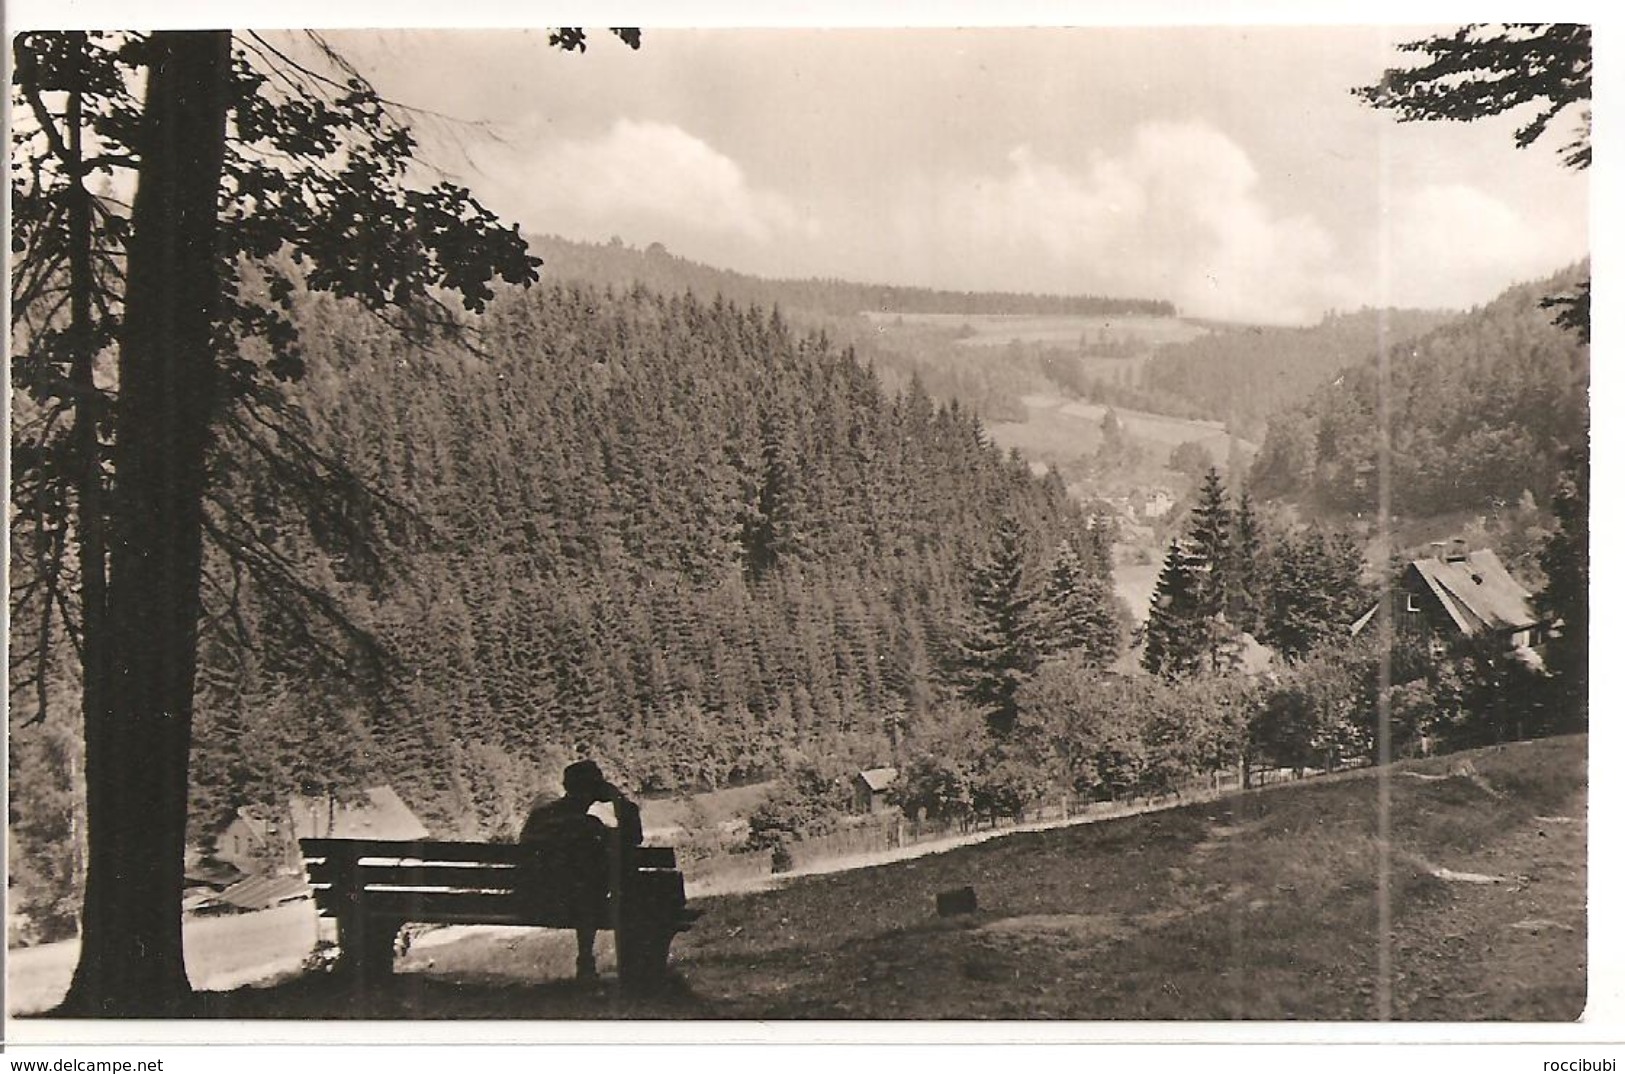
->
[[1374, 22, 1396, 1025]]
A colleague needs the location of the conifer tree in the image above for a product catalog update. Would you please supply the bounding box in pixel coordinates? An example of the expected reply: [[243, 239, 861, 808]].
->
[[1142, 539, 1206, 678], [1230, 489, 1267, 635], [1185, 468, 1234, 621], [1142, 467, 1244, 674], [1261, 526, 1366, 661], [954, 516, 1041, 736], [744, 401, 807, 578], [1538, 441, 1587, 726], [1039, 540, 1121, 666]]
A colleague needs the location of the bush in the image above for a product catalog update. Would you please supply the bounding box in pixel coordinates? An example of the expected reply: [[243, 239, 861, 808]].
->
[[1388, 678, 1438, 756], [888, 754, 974, 821], [1250, 646, 1370, 773], [968, 753, 1043, 821], [743, 759, 849, 853]]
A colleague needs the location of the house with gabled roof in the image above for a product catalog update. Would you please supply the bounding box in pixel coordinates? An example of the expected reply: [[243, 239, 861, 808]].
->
[[288, 785, 430, 844], [1351, 544, 1547, 656], [214, 803, 302, 876], [187, 786, 430, 914]]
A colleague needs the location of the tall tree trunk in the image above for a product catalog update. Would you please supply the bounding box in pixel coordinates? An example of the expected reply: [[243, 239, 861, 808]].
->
[[62, 30, 231, 1017], [65, 31, 111, 956]]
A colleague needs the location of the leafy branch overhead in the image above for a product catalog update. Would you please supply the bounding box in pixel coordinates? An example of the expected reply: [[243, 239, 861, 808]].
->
[[10, 28, 638, 696], [549, 28, 642, 53], [8, 27, 634, 1014], [1355, 24, 1590, 344], [1354, 23, 1591, 170]]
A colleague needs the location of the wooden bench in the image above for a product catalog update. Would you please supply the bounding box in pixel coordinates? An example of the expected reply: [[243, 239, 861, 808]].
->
[[299, 835, 697, 990]]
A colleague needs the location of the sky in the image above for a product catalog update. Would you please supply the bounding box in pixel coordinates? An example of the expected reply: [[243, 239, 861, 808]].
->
[[313, 23, 1593, 325]]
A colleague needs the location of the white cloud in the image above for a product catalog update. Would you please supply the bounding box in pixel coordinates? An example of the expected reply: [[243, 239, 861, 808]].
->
[[908, 121, 1356, 324], [469, 119, 817, 252], [1384, 184, 1584, 310], [460, 116, 1580, 325]]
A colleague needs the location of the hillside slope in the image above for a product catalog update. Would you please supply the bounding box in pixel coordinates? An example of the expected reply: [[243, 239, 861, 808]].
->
[[669, 735, 1586, 1020], [1141, 308, 1456, 436], [1250, 263, 1589, 518], [527, 234, 1173, 319], [524, 234, 1183, 425], [180, 282, 1111, 836], [188, 734, 1586, 1021]]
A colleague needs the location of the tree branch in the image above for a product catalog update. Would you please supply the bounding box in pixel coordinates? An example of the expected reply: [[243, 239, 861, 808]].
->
[[16, 45, 77, 170]]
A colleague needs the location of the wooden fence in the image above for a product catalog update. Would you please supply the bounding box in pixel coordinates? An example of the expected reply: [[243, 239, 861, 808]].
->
[[678, 763, 1357, 894], [683, 849, 775, 890]]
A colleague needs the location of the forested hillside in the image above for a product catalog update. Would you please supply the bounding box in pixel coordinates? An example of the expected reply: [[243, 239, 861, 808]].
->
[[527, 235, 1174, 319], [1140, 308, 1455, 436], [10, 250, 1137, 941], [174, 283, 1114, 840], [528, 235, 1181, 424], [1249, 264, 1589, 516]]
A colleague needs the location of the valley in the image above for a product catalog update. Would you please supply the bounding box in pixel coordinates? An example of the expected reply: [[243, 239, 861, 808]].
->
[[5, 22, 1592, 1037]]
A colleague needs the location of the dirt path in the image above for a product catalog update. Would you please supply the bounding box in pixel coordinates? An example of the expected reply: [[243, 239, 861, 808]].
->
[[7, 899, 321, 1016]]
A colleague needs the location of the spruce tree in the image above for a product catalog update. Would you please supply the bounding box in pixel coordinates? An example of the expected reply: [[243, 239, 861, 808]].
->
[[1186, 467, 1234, 621], [1538, 437, 1588, 728], [1230, 489, 1267, 635], [1142, 539, 1205, 678], [1039, 540, 1121, 667], [1146, 467, 1246, 673], [955, 516, 1040, 736], [1261, 526, 1366, 661]]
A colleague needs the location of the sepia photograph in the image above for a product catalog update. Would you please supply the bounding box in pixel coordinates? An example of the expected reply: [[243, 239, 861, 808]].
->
[[4, 2, 1606, 1057]]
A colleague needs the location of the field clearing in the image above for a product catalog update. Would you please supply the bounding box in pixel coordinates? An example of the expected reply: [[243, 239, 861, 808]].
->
[[640, 780, 775, 835], [860, 312, 1207, 349], [984, 394, 1253, 472], [1114, 561, 1161, 624], [1054, 397, 1238, 451], [154, 734, 1584, 1023]]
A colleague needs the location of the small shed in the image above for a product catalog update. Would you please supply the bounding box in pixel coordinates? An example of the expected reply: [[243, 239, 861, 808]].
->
[[215, 873, 313, 913], [852, 767, 899, 814]]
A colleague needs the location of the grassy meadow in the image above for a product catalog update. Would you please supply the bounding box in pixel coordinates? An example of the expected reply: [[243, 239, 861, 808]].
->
[[185, 734, 1585, 1022], [860, 311, 1208, 350], [983, 394, 1255, 481]]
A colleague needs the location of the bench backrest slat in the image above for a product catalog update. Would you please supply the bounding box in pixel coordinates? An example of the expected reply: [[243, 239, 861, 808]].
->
[[302, 838, 677, 868], [298, 836, 686, 931], [306, 862, 523, 891], [314, 889, 611, 929], [302, 838, 544, 865]]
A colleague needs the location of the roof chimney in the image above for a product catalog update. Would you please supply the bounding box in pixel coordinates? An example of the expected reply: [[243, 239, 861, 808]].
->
[[1446, 537, 1469, 563], [1430, 540, 1449, 562]]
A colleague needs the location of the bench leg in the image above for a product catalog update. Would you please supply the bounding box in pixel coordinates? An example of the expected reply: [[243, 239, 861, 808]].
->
[[615, 923, 674, 994], [575, 926, 599, 979], [337, 913, 402, 985]]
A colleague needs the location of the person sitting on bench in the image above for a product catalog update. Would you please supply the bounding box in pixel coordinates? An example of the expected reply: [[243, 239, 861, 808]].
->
[[517, 760, 643, 980]]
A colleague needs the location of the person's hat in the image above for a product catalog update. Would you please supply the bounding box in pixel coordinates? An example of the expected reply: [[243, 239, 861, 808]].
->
[[563, 760, 610, 797]]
